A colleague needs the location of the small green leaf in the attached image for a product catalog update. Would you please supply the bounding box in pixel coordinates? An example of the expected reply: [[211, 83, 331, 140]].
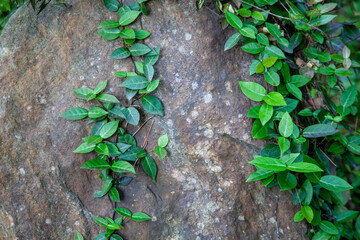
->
[[277, 171, 297, 190], [238, 8, 252, 17], [246, 169, 274, 182], [241, 42, 262, 54], [98, 20, 120, 29], [98, 28, 120, 40], [239, 81, 266, 102], [298, 109, 312, 116], [120, 28, 135, 39], [265, 45, 286, 59], [259, 103, 273, 125], [154, 146, 167, 159], [340, 85, 357, 108], [224, 32, 241, 51], [249, 156, 287, 171], [122, 107, 140, 125], [252, 11, 265, 21], [319, 221, 339, 235], [265, 22, 281, 39], [144, 64, 154, 82], [81, 158, 110, 170], [279, 112, 293, 137], [262, 57, 278, 68], [119, 75, 149, 90], [239, 27, 256, 39], [97, 94, 120, 103], [109, 187, 120, 202], [141, 95, 164, 116], [135, 30, 151, 39], [278, 137, 290, 154], [119, 11, 141, 26], [264, 70, 280, 86], [225, 11, 243, 30], [61, 108, 88, 120], [73, 87, 93, 100], [104, 0, 120, 11], [303, 124, 338, 138], [290, 75, 311, 87], [93, 217, 108, 227], [294, 211, 304, 222], [111, 161, 136, 174], [73, 142, 96, 153], [257, 33, 269, 46], [100, 120, 119, 139], [287, 162, 323, 172], [129, 43, 152, 56], [75, 230, 84, 240], [319, 175, 353, 191], [111, 47, 130, 59], [142, 154, 157, 182], [95, 143, 110, 156], [336, 210, 359, 223], [115, 208, 132, 217], [263, 92, 286, 106], [286, 83, 302, 100], [301, 205, 314, 223], [131, 212, 152, 221]]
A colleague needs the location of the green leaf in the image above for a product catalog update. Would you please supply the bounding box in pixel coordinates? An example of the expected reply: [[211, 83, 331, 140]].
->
[[93, 217, 108, 226], [239, 27, 256, 39], [73, 142, 96, 153], [114, 71, 127, 78], [97, 94, 120, 103], [290, 75, 311, 87], [263, 92, 286, 106], [111, 161, 136, 174], [301, 205, 314, 223], [298, 109, 312, 116], [120, 28, 135, 39], [93, 80, 107, 95], [287, 162, 323, 172], [317, 67, 335, 75], [241, 42, 262, 54], [61, 108, 88, 120], [104, 0, 120, 11], [281, 63, 290, 83], [73, 87, 93, 100], [109, 187, 120, 202], [238, 81, 266, 102], [265, 45, 286, 59], [318, 52, 331, 63], [98, 28, 120, 40], [154, 146, 167, 159], [119, 75, 149, 90], [115, 208, 132, 217], [142, 154, 157, 182], [141, 95, 164, 116], [94, 178, 112, 198], [319, 221, 339, 235], [319, 175, 353, 191], [224, 32, 241, 51], [257, 33, 269, 46], [286, 83, 302, 100], [140, 79, 160, 93], [111, 47, 130, 59], [280, 153, 299, 164], [294, 211, 304, 222], [225, 11, 243, 30], [108, 105, 125, 118], [303, 124, 338, 138], [252, 11, 265, 21], [135, 30, 151, 39], [238, 8, 252, 17], [310, 15, 336, 26], [278, 137, 290, 154], [95, 143, 110, 156], [122, 107, 140, 125], [348, 143, 360, 155], [259, 103, 273, 125], [158, 134, 169, 147], [302, 179, 313, 205], [119, 11, 141, 26], [265, 22, 281, 39], [252, 119, 267, 139], [98, 20, 120, 29], [335, 68, 354, 77], [262, 57, 278, 68], [129, 43, 152, 56], [264, 70, 280, 86], [249, 156, 287, 171], [100, 120, 119, 139], [277, 171, 297, 190], [75, 230, 84, 240], [279, 112, 293, 137], [246, 169, 274, 182], [336, 210, 359, 223], [81, 158, 110, 170], [288, 32, 302, 51], [340, 86, 357, 108], [320, 3, 337, 14], [131, 212, 152, 221], [144, 64, 154, 82]]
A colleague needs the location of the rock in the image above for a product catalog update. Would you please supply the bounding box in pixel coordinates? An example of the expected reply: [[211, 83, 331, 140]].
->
[[0, 0, 306, 239]]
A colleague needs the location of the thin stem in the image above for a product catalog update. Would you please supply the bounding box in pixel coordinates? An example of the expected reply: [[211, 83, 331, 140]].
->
[[132, 117, 154, 137], [237, 0, 334, 51], [95, 98, 106, 109], [142, 119, 155, 148]]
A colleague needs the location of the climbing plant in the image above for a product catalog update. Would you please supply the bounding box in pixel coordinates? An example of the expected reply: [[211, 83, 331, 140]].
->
[[198, 0, 360, 239], [61, 0, 168, 239]]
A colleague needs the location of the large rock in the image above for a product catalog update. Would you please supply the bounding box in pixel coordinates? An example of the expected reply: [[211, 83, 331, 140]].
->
[[0, 0, 306, 239]]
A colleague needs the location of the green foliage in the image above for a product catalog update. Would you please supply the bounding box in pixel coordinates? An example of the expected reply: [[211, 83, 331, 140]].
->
[[209, 0, 360, 238], [62, 1, 168, 238]]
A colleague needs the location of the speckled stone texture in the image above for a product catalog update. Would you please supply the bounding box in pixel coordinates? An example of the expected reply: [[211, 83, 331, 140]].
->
[[0, 0, 306, 239]]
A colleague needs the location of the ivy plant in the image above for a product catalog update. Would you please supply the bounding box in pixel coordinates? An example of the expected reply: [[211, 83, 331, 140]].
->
[[199, 0, 360, 239], [62, 0, 168, 239]]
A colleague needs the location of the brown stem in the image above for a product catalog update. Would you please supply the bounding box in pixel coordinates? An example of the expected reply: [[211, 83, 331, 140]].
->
[[132, 117, 154, 137], [142, 119, 155, 148]]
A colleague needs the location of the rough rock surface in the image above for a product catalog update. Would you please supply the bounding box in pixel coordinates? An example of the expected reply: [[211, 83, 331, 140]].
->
[[0, 0, 306, 239]]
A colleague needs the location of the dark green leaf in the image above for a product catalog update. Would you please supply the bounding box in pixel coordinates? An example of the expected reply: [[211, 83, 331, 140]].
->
[[141, 95, 164, 116], [319, 175, 353, 191], [224, 32, 241, 51], [129, 43, 152, 56], [142, 154, 157, 181], [61, 108, 88, 120], [122, 107, 140, 125], [119, 75, 148, 90], [303, 124, 338, 138], [100, 120, 119, 139], [111, 161, 136, 174], [119, 11, 141, 26], [115, 207, 132, 217], [111, 47, 130, 59], [81, 158, 110, 170]]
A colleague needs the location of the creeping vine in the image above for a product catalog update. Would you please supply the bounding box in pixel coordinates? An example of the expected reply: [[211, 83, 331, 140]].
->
[[198, 0, 360, 239], [61, 0, 168, 239]]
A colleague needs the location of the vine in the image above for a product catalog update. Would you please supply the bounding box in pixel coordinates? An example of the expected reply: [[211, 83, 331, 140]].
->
[[198, 0, 360, 239], [61, 0, 168, 239]]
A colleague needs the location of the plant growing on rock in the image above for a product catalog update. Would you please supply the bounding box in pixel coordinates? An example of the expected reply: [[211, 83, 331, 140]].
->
[[62, 0, 168, 239], [198, 0, 360, 239]]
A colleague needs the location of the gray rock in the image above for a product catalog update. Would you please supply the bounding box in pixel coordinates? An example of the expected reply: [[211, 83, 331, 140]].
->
[[0, 0, 306, 239]]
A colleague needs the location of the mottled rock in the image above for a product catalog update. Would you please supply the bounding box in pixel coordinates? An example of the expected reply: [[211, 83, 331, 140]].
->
[[0, 0, 306, 239]]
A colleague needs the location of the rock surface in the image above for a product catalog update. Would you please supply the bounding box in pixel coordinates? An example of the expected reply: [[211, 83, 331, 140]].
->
[[0, 0, 306, 239]]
